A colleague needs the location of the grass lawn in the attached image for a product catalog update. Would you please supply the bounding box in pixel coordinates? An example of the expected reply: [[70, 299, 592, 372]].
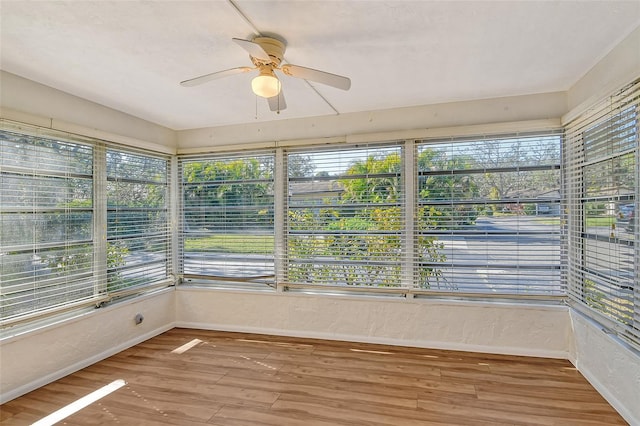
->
[[532, 217, 561, 225], [534, 216, 618, 226], [585, 216, 618, 226], [185, 234, 274, 254]]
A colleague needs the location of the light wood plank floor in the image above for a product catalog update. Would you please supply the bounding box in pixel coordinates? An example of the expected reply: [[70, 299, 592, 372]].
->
[[0, 328, 627, 425]]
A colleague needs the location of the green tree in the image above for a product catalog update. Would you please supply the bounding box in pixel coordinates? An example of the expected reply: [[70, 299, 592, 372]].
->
[[339, 153, 401, 203], [418, 150, 479, 229], [182, 158, 273, 230], [287, 154, 316, 178], [471, 138, 560, 203], [288, 151, 452, 288]]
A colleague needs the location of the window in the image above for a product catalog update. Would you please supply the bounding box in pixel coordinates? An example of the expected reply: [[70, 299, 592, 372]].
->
[[286, 144, 405, 288], [179, 152, 275, 287], [106, 148, 171, 293], [283, 135, 562, 296], [1, 128, 95, 321], [415, 134, 563, 295], [565, 79, 639, 349], [0, 123, 173, 326]]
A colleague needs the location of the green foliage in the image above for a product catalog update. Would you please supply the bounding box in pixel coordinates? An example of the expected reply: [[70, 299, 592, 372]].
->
[[105, 241, 130, 292], [296, 154, 406, 286], [416, 206, 448, 289], [418, 149, 479, 231], [39, 242, 129, 292], [584, 278, 633, 325], [183, 158, 274, 230], [584, 279, 604, 310], [41, 246, 92, 276], [287, 207, 405, 286], [287, 151, 449, 288], [339, 153, 401, 203]]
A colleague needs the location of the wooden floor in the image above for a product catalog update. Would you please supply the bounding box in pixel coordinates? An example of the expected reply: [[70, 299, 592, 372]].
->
[[0, 328, 627, 425]]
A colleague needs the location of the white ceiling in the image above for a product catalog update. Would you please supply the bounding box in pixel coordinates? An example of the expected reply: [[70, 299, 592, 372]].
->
[[1, 1, 639, 131]]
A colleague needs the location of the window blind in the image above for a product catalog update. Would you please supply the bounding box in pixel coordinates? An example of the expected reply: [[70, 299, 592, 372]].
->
[[415, 133, 563, 295], [179, 152, 275, 287], [285, 144, 405, 288], [106, 148, 171, 294], [564, 78, 639, 349], [1, 128, 98, 322], [1, 122, 174, 326]]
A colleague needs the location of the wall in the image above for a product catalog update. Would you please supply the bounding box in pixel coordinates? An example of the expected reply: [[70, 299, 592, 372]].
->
[[176, 288, 570, 359], [0, 289, 175, 404], [565, 25, 640, 122], [0, 71, 177, 154], [177, 91, 566, 151], [568, 311, 640, 426], [562, 23, 640, 426], [1, 72, 180, 403]]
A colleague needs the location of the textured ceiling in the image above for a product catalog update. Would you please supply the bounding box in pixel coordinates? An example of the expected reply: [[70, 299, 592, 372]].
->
[[1, 1, 639, 130]]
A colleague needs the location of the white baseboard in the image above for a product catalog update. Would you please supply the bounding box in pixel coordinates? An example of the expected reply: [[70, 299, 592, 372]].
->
[[174, 321, 568, 359], [0, 323, 174, 404], [575, 361, 638, 426]]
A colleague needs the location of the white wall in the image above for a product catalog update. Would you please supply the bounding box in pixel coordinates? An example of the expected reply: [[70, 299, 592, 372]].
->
[[177, 91, 566, 151], [0, 71, 177, 154], [176, 289, 570, 359], [568, 312, 640, 426], [0, 289, 175, 404], [565, 25, 640, 122], [561, 23, 640, 426]]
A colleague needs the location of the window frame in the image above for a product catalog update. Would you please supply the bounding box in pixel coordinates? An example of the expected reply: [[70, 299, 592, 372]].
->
[[413, 132, 564, 297], [0, 121, 173, 327], [178, 150, 277, 289], [564, 79, 640, 350], [284, 142, 407, 291]]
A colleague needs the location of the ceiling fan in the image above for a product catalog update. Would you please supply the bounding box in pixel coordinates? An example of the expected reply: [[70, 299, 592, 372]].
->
[[180, 36, 351, 112]]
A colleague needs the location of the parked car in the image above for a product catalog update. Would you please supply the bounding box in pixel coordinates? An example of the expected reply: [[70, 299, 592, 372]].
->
[[626, 207, 635, 233], [618, 204, 634, 221]]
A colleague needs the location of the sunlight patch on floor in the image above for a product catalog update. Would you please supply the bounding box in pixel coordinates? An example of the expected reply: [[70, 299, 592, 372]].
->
[[171, 338, 204, 354], [32, 379, 126, 426], [350, 348, 394, 355]]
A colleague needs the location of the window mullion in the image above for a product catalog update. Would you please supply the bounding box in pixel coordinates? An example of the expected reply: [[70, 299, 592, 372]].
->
[[403, 140, 415, 291], [94, 144, 108, 296], [170, 156, 179, 284], [275, 148, 286, 291]]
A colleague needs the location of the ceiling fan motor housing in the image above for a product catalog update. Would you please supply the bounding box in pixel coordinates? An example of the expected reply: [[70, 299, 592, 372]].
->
[[252, 37, 285, 67]]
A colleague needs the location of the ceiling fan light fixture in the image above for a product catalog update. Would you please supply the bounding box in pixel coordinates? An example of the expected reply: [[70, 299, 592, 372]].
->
[[251, 68, 280, 98]]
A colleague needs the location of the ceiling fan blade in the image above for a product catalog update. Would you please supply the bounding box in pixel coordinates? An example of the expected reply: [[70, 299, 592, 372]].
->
[[281, 64, 351, 90], [180, 67, 253, 87], [232, 38, 270, 61], [267, 90, 287, 112]]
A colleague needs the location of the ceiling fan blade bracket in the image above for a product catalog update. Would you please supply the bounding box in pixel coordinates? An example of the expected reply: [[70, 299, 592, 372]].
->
[[233, 37, 285, 67], [281, 64, 351, 90], [232, 38, 271, 61]]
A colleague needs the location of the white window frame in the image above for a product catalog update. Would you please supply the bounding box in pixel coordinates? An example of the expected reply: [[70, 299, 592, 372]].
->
[[565, 78, 640, 350], [0, 121, 173, 327]]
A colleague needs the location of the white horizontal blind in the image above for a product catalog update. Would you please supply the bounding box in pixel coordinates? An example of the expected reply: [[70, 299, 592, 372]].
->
[[106, 148, 171, 293], [416, 133, 563, 295], [1, 129, 97, 321], [179, 152, 275, 286], [286, 144, 405, 288], [565, 78, 639, 349]]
